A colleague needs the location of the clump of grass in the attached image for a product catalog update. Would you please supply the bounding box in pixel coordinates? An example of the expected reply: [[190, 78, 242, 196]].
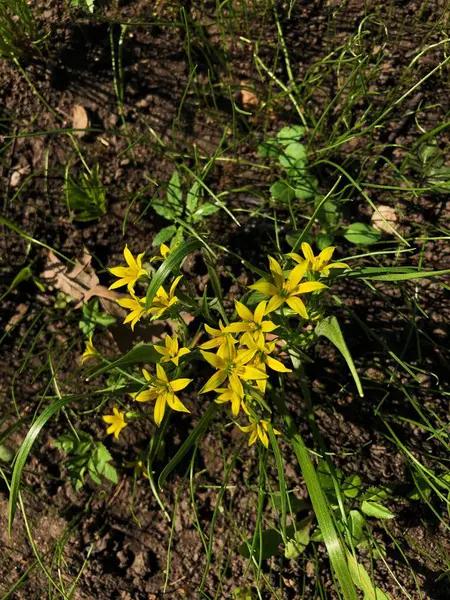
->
[[0, 0, 42, 59]]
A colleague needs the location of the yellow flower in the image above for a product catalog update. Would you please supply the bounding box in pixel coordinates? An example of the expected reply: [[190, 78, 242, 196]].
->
[[215, 384, 247, 417], [109, 245, 147, 292], [154, 334, 190, 366], [132, 364, 192, 426], [225, 300, 277, 348], [117, 292, 147, 330], [243, 337, 292, 394], [81, 335, 100, 364], [150, 243, 172, 263], [200, 345, 268, 396], [238, 417, 280, 449], [103, 407, 127, 439], [287, 243, 349, 277], [249, 256, 327, 319], [199, 320, 238, 358], [148, 275, 182, 320]]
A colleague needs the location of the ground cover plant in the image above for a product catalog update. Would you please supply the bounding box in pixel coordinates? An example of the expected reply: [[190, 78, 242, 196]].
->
[[1, 1, 450, 599]]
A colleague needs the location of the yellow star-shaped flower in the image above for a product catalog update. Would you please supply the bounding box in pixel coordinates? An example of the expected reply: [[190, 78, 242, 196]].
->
[[154, 334, 190, 366], [148, 275, 182, 320], [225, 300, 277, 348], [132, 364, 192, 426], [103, 407, 127, 439], [109, 245, 147, 292], [199, 345, 267, 396], [81, 335, 100, 364], [116, 292, 147, 330], [249, 256, 327, 319], [238, 417, 280, 449], [287, 243, 349, 277], [199, 320, 238, 358]]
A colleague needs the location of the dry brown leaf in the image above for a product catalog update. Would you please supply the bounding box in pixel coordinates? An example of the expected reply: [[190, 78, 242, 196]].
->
[[40, 249, 121, 308], [72, 105, 90, 138]]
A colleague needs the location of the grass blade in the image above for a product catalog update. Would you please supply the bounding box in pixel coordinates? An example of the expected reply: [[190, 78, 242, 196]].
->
[[8, 395, 74, 534]]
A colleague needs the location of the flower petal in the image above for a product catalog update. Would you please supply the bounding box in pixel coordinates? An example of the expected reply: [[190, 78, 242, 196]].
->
[[301, 242, 315, 262], [234, 300, 254, 322], [286, 252, 304, 264], [124, 245, 138, 270], [154, 394, 166, 426], [200, 350, 226, 369], [249, 281, 279, 296], [242, 365, 268, 380], [200, 370, 227, 394], [156, 363, 168, 383], [169, 275, 183, 298], [226, 322, 251, 333], [167, 393, 190, 413], [109, 266, 130, 277], [258, 425, 269, 448], [288, 261, 309, 287], [266, 355, 292, 373], [317, 246, 335, 265], [268, 256, 285, 289], [295, 281, 327, 294], [253, 301, 267, 324], [265, 294, 285, 314], [285, 296, 308, 319], [170, 378, 192, 392]]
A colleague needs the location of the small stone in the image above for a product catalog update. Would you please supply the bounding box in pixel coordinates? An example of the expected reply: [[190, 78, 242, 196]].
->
[[72, 105, 90, 138], [371, 205, 398, 234]]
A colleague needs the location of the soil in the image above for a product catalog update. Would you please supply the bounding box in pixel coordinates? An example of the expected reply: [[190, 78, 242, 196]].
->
[[1, 1, 450, 599]]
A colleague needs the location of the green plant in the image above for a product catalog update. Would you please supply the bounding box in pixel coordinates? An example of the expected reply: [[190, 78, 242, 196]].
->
[[79, 298, 116, 337], [150, 167, 220, 247], [0, 0, 42, 59], [65, 164, 107, 222], [53, 429, 118, 491]]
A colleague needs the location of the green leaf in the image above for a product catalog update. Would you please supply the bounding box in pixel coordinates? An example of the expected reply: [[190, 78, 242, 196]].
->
[[186, 181, 200, 214], [0, 265, 32, 302], [317, 232, 335, 251], [348, 510, 365, 543], [145, 238, 203, 309], [152, 225, 177, 247], [277, 125, 307, 145], [9, 395, 75, 533], [315, 316, 364, 397], [360, 501, 394, 520], [79, 298, 116, 336], [270, 180, 295, 203], [0, 444, 14, 463], [258, 138, 280, 158], [271, 492, 310, 514], [102, 462, 119, 484], [347, 553, 391, 600], [343, 223, 381, 246], [343, 474, 362, 499], [88, 343, 161, 379], [294, 176, 317, 200], [158, 402, 217, 489], [239, 528, 282, 560], [284, 517, 311, 559], [191, 202, 220, 223], [167, 168, 183, 215], [317, 199, 339, 227]]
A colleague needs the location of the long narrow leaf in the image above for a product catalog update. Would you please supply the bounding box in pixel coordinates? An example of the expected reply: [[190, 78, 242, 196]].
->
[[158, 402, 217, 489], [8, 396, 75, 534], [145, 238, 203, 309], [316, 316, 363, 397]]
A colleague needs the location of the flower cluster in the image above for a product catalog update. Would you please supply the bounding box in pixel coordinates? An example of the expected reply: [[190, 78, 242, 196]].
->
[[83, 243, 348, 446], [109, 245, 182, 330]]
